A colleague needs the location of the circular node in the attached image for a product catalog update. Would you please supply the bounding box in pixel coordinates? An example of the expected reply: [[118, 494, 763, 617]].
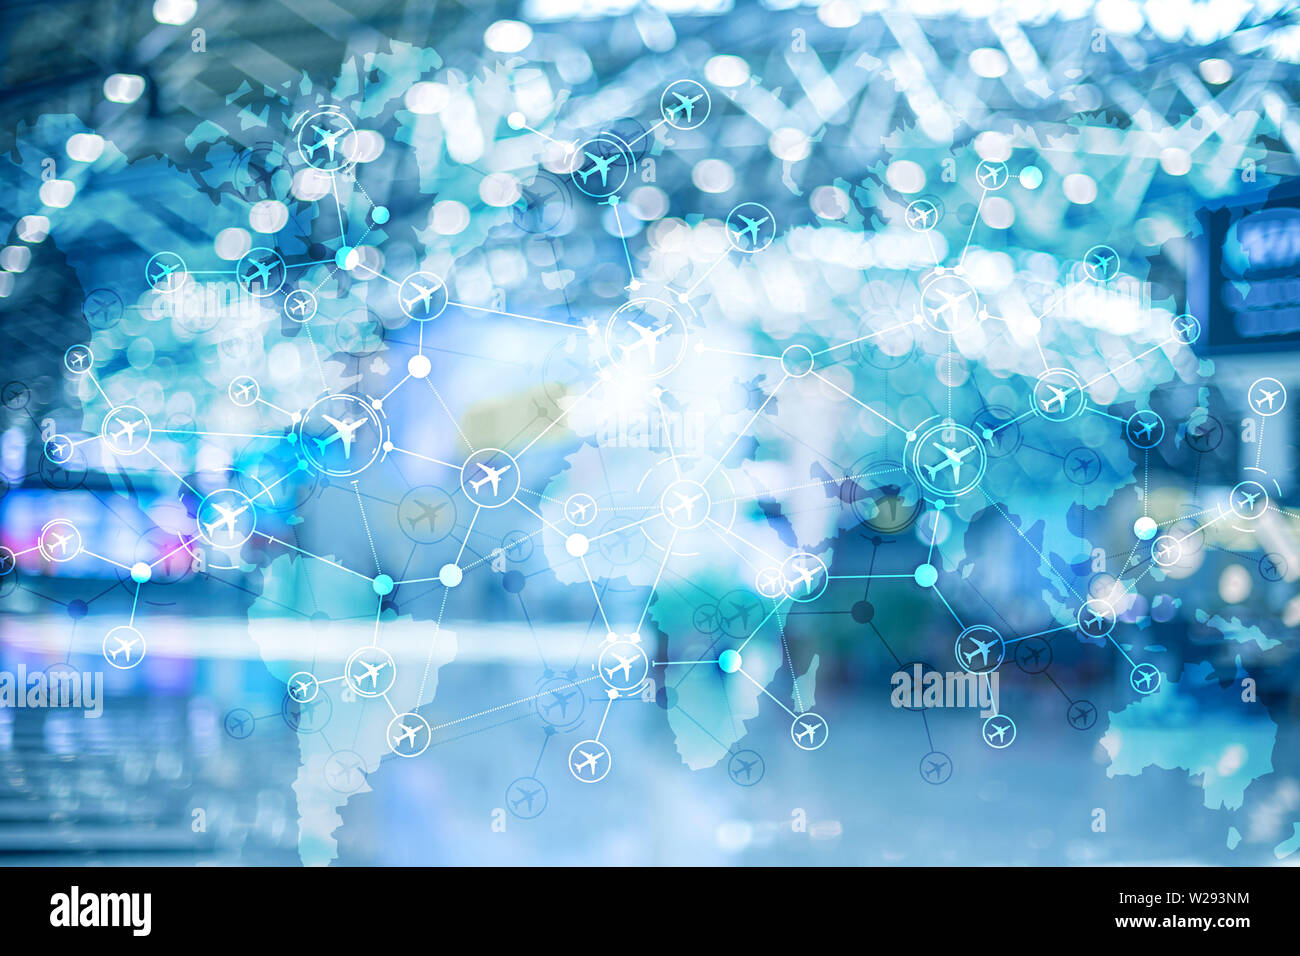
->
[[237, 247, 286, 297], [224, 708, 255, 739], [565, 533, 589, 557], [1015, 638, 1052, 674], [569, 136, 633, 199], [397, 271, 448, 322], [386, 713, 431, 757], [919, 272, 980, 334], [371, 205, 390, 225], [727, 750, 765, 787], [397, 486, 455, 544], [755, 566, 785, 599], [598, 639, 649, 693], [909, 422, 987, 498], [1077, 597, 1116, 638], [605, 297, 690, 379], [407, 354, 432, 379], [297, 109, 356, 172], [325, 750, 368, 793], [660, 478, 712, 530], [287, 671, 319, 703], [1171, 313, 1201, 345], [780, 344, 814, 378], [1151, 534, 1183, 568], [284, 289, 318, 323], [1064, 447, 1101, 485], [103, 625, 146, 669], [1125, 410, 1165, 449], [780, 552, 829, 603], [718, 649, 742, 674], [726, 202, 776, 253], [0, 546, 15, 576], [345, 646, 396, 698], [660, 79, 711, 130], [196, 488, 257, 549], [974, 159, 1009, 191], [130, 561, 151, 584], [1067, 699, 1098, 730], [372, 574, 394, 596], [38, 519, 82, 563], [982, 714, 1017, 749], [1248, 377, 1287, 417], [1229, 480, 1268, 521], [1130, 663, 1162, 695], [298, 393, 385, 477], [913, 563, 938, 587], [919, 751, 953, 784], [954, 624, 1005, 674], [569, 739, 612, 782], [505, 776, 548, 818], [63, 344, 94, 375], [904, 198, 940, 232], [790, 712, 829, 751], [439, 563, 463, 588], [228, 376, 260, 406], [1260, 553, 1287, 582], [145, 252, 188, 293], [506, 111, 527, 130], [335, 246, 356, 270], [1133, 515, 1157, 540], [1082, 244, 1120, 281], [564, 493, 597, 527], [43, 435, 74, 465], [1033, 368, 1086, 422], [100, 405, 152, 456], [460, 448, 521, 508], [1183, 414, 1222, 453]]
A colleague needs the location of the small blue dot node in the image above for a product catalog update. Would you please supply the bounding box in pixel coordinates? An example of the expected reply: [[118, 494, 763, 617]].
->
[[372, 206, 390, 225], [914, 564, 938, 587], [335, 245, 354, 269], [372, 574, 394, 596], [718, 649, 742, 673]]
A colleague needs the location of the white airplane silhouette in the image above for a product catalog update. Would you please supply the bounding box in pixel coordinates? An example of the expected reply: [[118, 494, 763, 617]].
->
[[731, 214, 768, 247], [232, 381, 255, 401], [469, 462, 512, 496], [392, 722, 424, 748], [786, 561, 821, 595], [986, 722, 1010, 742], [668, 90, 703, 122], [402, 280, 443, 314], [1131, 417, 1160, 441], [306, 124, 347, 161], [352, 658, 389, 688], [287, 294, 311, 315], [1156, 542, 1176, 561], [603, 654, 639, 682], [203, 502, 248, 541], [795, 720, 821, 743], [1081, 610, 1105, 631], [107, 634, 140, 662], [1254, 388, 1280, 410], [924, 286, 972, 320], [976, 163, 1005, 188], [621, 320, 670, 363], [1088, 249, 1114, 276], [46, 531, 75, 555], [573, 749, 606, 776], [567, 500, 592, 522], [242, 256, 280, 290], [149, 262, 181, 286], [1134, 669, 1157, 689], [316, 415, 366, 459], [1039, 384, 1071, 412], [665, 489, 704, 521], [907, 204, 936, 228], [1237, 489, 1261, 511], [110, 417, 145, 445], [924, 443, 976, 485], [67, 350, 89, 368], [962, 636, 997, 667], [576, 151, 617, 187]]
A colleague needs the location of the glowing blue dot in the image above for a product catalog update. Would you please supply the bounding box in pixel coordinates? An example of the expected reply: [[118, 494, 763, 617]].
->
[[1133, 516, 1157, 540], [718, 649, 742, 673], [372, 574, 394, 596], [371, 206, 389, 225], [334, 245, 354, 269], [914, 564, 938, 587], [1019, 165, 1044, 189]]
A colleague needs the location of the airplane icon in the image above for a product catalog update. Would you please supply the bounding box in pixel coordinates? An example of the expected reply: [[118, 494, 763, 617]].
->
[[510, 786, 542, 812], [106, 633, 140, 662], [575, 151, 618, 188], [1155, 541, 1177, 562], [469, 462, 512, 497], [1068, 702, 1096, 727], [541, 690, 576, 719], [924, 443, 976, 486], [567, 500, 593, 522], [723, 598, 755, 629], [976, 162, 1006, 188], [985, 721, 1011, 743], [667, 90, 703, 123], [924, 286, 973, 321], [328, 755, 362, 785], [1133, 668, 1157, 690], [731, 756, 759, 780], [232, 381, 256, 402], [149, 261, 181, 287], [1130, 417, 1160, 441], [1019, 644, 1046, 667], [664, 489, 704, 522], [46, 531, 75, 556], [1081, 610, 1106, 632], [352, 658, 389, 688], [1174, 317, 1196, 338], [1088, 248, 1115, 276], [924, 758, 948, 780], [757, 568, 784, 596], [67, 350, 90, 369], [287, 294, 312, 315], [405, 499, 445, 531], [572, 748, 606, 777], [227, 714, 249, 735], [291, 678, 314, 698], [241, 256, 281, 291], [314, 415, 366, 459], [603, 653, 640, 683], [110, 417, 145, 446], [906, 203, 936, 229], [202, 502, 249, 541], [1237, 489, 1261, 511], [961, 636, 997, 668], [1069, 455, 1094, 478], [401, 280, 443, 315], [391, 721, 425, 749], [794, 720, 821, 745], [1254, 388, 1280, 410], [785, 561, 821, 596], [730, 214, 769, 248], [621, 320, 671, 363], [305, 124, 347, 162], [1039, 383, 1071, 413]]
